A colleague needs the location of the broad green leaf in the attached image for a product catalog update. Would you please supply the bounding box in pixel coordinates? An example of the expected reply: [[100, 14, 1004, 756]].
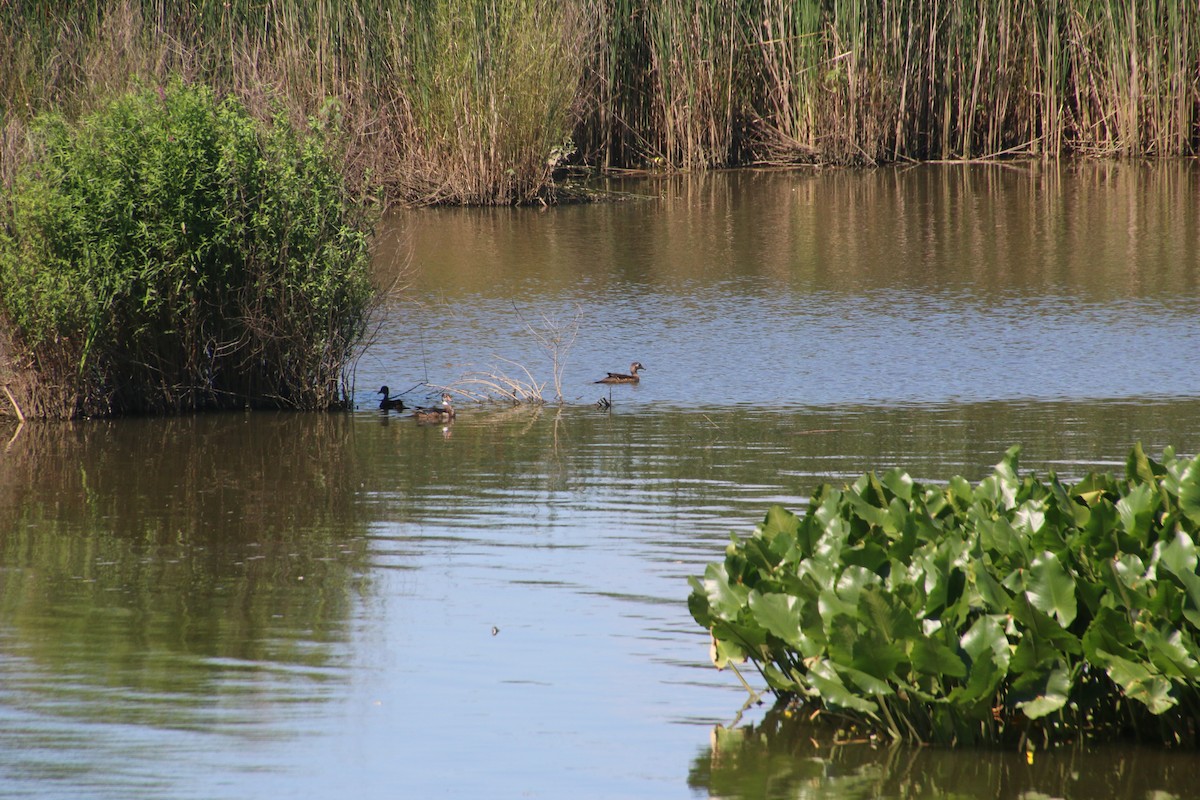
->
[[702, 562, 749, 621], [834, 565, 879, 609], [827, 615, 859, 664], [1048, 477, 1090, 529], [743, 537, 781, 574], [1082, 608, 1139, 665], [1026, 551, 1077, 627], [1156, 531, 1200, 615], [687, 579, 714, 627], [1080, 498, 1120, 551], [1110, 553, 1150, 592], [968, 559, 1010, 612], [709, 632, 748, 669], [1179, 454, 1200, 527], [711, 619, 768, 663], [1013, 500, 1046, 537], [1140, 625, 1200, 680], [1116, 482, 1157, 541], [760, 505, 800, 544], [881, 468, 914, 502], [976, 517, 1022, 558], [1010, 595, 1082, 659], [748, 591, 802, 648], [949, 649, 1005, 706], [1106, 655, 1178, 714], [845, 490, 891, 530], [850, 629, 907, 681], [841, 540, 889, 573], [911, 637, 968, 679], [1126, 441, 1156, 485], [818, 587, 857, 625], [1014, 662, 1071, 719], [961, 614, 1011, 672], [977, 446, 1021, 510], [807, 659, 879, 715], [1158, 529, 1199, 575], [857, 586, 920, 642], [838, 663, 895, 697], [947, 475, 974, 509], [761, 663, 802, 694]]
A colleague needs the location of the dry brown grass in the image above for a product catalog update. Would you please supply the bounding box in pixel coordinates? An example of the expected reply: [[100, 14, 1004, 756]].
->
[[1, 1, 1197, 199]]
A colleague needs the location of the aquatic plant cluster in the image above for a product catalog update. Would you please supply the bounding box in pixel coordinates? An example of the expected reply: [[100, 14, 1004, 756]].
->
[[2, 0, 1198, 204], [689, 445, 1200, 747], [0, 81, 372, 417]]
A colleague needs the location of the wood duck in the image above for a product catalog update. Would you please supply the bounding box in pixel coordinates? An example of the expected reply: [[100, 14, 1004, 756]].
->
[[595, 362, 645, 384], [412, 392, 456, 421], [378, 385, 406, 411]]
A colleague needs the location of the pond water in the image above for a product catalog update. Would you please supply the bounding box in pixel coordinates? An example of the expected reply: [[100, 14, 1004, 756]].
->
[[2, 163, 1200, 799]]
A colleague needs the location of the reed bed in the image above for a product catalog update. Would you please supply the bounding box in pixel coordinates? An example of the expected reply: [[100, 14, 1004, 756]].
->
[[1, 1, 1198, 203]]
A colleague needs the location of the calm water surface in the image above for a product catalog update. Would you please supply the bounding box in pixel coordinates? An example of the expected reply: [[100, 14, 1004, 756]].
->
[[2, 164, 1200, 799]]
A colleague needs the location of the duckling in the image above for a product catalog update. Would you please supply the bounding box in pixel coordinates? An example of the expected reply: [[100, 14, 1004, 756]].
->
[[595, 362, 645, 384], [378, 385, 406, 411], [412, 392, 456, 421]]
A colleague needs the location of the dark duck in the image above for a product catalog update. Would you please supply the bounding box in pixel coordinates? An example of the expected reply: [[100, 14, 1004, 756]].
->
[[595, 362, 645, 384], [377, 385, 406, 411]]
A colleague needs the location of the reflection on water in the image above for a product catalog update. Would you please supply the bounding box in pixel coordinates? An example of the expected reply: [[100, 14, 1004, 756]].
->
[[689, 708, 1200, 800], [2, 164, 1199, 799], [0, 416, 369, 795]]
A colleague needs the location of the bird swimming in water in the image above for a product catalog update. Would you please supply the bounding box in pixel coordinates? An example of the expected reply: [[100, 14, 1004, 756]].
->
[[377, 385, 406, 411], [595, 362, 645, 384], [412, 392, 456, 421]]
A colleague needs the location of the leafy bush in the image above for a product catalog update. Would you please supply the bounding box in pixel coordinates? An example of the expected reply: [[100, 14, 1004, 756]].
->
[[690, 445, 1200, 747], [0, 80, 373, 418]]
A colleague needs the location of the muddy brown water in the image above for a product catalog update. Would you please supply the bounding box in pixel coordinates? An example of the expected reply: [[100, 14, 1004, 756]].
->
[[2, 163, 1199, 798]]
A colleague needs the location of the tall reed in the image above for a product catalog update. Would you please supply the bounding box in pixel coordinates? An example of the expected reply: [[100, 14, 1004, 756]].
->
[[397, 0, 587, 204], [744, 0, 1198, 164], [1, 1, 1197, 200], [0, 0, 586, 205]]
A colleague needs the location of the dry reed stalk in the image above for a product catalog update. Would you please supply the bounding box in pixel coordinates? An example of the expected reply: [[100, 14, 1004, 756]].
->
[[1, 0, 1197, 199], [449, 356, 548, 405]]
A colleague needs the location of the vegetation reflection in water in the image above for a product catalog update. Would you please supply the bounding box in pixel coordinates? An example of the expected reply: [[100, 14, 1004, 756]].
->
[[0, 414, 370, 734], [688, 706, 1200, 800]]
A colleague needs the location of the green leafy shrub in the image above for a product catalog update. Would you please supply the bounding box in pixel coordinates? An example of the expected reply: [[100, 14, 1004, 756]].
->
[[0, 80, 373, 418], [690, 444, 1200, 747]]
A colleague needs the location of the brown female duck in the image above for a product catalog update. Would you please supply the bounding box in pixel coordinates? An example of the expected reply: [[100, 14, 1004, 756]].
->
[[412, 392, 456, 421], [378, 385, 406, 411], [595, 362, 645, 384]]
